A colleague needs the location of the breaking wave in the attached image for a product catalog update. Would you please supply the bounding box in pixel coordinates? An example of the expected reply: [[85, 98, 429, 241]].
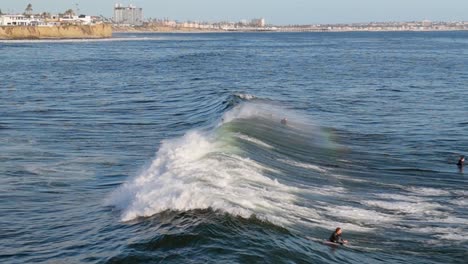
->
[[107, 94, 468, 244]]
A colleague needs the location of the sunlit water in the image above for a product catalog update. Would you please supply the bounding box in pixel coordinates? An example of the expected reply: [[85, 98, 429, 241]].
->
[[1, 32, 467, 263]]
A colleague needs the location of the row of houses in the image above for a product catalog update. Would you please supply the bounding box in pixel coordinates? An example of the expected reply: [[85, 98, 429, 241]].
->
[[146, 18, 267, 30], [0, 14, 95, 26]]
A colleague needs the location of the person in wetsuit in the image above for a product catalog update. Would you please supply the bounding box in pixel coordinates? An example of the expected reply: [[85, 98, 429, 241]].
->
[[329, 227, 348, 245], [457, 156, 465, 167]]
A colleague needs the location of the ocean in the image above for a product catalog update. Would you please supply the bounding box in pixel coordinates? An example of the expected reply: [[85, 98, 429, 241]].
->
[[0, 31, 467, 263]]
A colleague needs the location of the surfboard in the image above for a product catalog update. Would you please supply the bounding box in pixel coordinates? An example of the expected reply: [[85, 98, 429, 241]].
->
[[323, 240, 344, 247]]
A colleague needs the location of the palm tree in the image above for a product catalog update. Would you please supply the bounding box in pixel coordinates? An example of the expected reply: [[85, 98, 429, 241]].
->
[[64, 9, 75, 18], [41, 12, 51, 19], [24, 3, 33, 17]]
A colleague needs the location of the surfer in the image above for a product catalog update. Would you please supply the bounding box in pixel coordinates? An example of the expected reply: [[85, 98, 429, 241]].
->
[[457, 156, 464, 167], [329, 227, 348, 245], [458, 156, 465, 173], [281, 118, 287, 125]]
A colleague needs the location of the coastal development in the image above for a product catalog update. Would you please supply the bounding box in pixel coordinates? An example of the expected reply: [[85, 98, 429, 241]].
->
[[278, 20, 468, 32], [1, 2, 467, 39], [113, 19, 468, 33], [0, 4, 110, 39], [110, 4, 467, 32]]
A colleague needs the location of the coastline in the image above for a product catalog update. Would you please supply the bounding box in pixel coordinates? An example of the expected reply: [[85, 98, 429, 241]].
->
[[0, 24, 465, 40]]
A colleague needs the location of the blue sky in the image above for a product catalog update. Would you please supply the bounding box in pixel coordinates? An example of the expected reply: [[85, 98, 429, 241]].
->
[[1, 0, 467, 25]]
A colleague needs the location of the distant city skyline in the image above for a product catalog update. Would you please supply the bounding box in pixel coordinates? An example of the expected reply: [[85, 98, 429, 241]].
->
[[1, 0, 467, 25]]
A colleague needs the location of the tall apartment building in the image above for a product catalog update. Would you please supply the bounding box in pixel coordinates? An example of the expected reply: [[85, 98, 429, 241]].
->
[[250, 18, 266, 27], [113, 3, 143, 25]]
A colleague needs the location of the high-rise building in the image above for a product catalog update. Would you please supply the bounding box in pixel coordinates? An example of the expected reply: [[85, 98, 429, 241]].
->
[[422, 20, 432, 27], [113, 3, 143, 25], [250, 18, 266, 27]]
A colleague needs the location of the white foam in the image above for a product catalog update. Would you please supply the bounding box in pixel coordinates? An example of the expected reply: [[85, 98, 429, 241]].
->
[[370, 192, 468, 241], [327, 173, 369, 183], [234, 134, 274, 149], [374, 193, 425, 202], [428, 216, 468, 225], [234, 93, 256, 100], [322, 205, 398, 223], [362, 200, 443, 215], [451, 190, 466, 196], [449, 198, 468, 206], [406, 187, 451, 196], [434, 233, 466, 241], [302, 186, 347, 196], [410, 227, 468, 242], [278, 158, 327, 172]]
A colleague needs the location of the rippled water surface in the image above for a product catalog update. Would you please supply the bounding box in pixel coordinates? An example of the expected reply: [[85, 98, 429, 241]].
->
[[1, 32, 467, 263]]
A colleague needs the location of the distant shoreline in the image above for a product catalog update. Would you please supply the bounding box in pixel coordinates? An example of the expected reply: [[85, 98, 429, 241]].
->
[[113, 27, 468, 34], [112, 20, 468, 34]]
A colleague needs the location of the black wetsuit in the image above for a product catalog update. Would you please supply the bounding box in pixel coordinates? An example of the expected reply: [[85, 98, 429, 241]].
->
[[457, 159, 464, 167], [329, 232, 344, 244]]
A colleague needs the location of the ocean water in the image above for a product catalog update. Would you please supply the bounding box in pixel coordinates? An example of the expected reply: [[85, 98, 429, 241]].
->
[[0, 32, 467, 263]]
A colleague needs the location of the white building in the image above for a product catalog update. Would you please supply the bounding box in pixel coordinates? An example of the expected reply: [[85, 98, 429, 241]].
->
[[0, 14, 54, 26], [0, 14, 79, 27], [113, 3, 143, 25], [0, 14, 33, 26], [422, 20, 432, 27], [162, 20, 177, 27], [250, 18, 266, 27], [60, 15, 93, 25]]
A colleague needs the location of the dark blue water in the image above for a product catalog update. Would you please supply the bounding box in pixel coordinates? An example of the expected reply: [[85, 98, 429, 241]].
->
[[1, 32, 467, 263]]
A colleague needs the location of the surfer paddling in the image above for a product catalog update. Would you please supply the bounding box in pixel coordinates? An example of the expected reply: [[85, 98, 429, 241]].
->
[[281, 118, 287, 125], [457, 156, 465, 167], [457, 156, 465, 172], [329, 227, 348, 245]]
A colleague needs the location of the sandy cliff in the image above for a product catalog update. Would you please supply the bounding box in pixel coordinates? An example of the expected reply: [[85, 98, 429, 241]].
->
[[0, 24, 112, 39]]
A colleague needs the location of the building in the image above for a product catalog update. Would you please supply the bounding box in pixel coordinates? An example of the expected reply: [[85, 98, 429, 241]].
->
[[0, 14, 54, 26], [422, 20, 432, 27], [0, 13, 97, 27], [113, 3, 143, 25], [60, 15, 93, 25], [250, 18, 266, 27], [0, 14, 33, 26]]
